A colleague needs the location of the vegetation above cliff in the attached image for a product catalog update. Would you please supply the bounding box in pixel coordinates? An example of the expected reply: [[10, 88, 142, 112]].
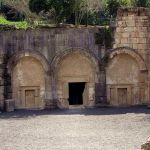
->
[[0, 0, 150, 29], [0, 16, 29, 29]]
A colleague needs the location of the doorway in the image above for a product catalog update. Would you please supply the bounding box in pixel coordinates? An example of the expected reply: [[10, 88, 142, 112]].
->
[[25, 90, 35, 108], [69, 82, 85, 105], [118, 88, 127, 105]]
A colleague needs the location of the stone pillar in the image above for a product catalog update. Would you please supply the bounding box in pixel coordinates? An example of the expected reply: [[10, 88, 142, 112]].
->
[[0, 55, 4, 110], [114, 8, 150, 61], [96, 64, 107, 104]]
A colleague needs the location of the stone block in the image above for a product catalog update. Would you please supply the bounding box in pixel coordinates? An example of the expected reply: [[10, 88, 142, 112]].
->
[[139, 32, 148, 38], [115, 39, 121, 44], [124, 27, 133, 32], [126, 16, 135, 20], [0, 100, 4, 110], [131, 38, 138, 43], [117, 21, 126, 27], [122, 33, 130, 38], [113, 44, 117, 49], [137, 50, 147, 60], [138, 38, 147, 44], [143, 21, 149, 27], [126, 21, 135, 27], [120, 43, 130, 47], [137, 44, 148, 50], [116, 28, 123, 33], [5, 99, 14, 112], [140, 27, 148, 31], [132, 44, 138, 50], [45, 99, 57, 109], [130, 32, 139, 38], [121, 38, 128, 44], [139, 16, 149, 20]]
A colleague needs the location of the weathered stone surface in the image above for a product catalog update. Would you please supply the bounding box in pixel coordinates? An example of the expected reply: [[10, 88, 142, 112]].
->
[[109, 8, 150, 106], [0, 7, 150, 110], [0, 27, 107, 110], [141, 137, 150, 150], [5, 99, 14, 112]]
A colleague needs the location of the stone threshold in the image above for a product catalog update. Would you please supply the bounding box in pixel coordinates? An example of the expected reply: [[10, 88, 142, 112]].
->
[[69, 105, 85, 109]]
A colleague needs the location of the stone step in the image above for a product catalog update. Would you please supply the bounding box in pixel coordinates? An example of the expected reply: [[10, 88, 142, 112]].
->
[[95, 103, 110, 108]]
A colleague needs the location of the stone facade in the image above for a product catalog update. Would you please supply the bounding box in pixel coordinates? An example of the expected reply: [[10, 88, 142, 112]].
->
[[107, 7, 149, 106], [0, 7, 150, 111]]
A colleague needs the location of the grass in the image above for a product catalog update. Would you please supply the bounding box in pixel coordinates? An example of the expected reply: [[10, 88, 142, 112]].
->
[[0, 15, 58, 29], [0, 15, 30, 29], [0, 15, 101, 30]]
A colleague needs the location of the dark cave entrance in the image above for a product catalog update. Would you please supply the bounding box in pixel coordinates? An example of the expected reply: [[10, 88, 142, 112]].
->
[[69, 82, 85, 105]]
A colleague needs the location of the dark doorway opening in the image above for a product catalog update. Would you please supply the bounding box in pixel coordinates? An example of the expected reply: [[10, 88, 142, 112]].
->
[[69, 82, 85, 105]]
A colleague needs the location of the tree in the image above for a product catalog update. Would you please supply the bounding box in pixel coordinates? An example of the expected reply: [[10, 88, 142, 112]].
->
[[136, 0, 147, 7], [0, 4, 25, 21], [29, 0, 75, 24], [133, 0, 149, 7], [4, 0, 39, 21], [73, 0, 87, 26], [73, 0, 103, 26], [105, 0, 121, 18], [29, 0, 103, 26], [29, 0, 48, 14]]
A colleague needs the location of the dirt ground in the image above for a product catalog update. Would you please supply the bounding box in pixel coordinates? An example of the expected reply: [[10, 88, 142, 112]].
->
[[0, 107, 150, 150]]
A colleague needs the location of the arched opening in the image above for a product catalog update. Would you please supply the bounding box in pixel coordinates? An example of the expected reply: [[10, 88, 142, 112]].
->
[[106, 53, 146, 106], [56, 52, 98, 108], [12, 56, 45, 109]]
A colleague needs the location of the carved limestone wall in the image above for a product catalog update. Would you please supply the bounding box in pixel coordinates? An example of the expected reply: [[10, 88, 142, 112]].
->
[[0, 7, 150, 111], [0, 27, 107, 110], [106, 7, 149, 106], [114, 8, 149, 61]]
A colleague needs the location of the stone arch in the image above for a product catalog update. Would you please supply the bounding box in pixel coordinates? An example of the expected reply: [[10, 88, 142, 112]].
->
[[51, 48, 100, 108], [106, 47, 147, 106], [8, 51, 49, 109], [51, 48, 100, 78], [108, 47, 147, 71], [7, 51, 49, 74]]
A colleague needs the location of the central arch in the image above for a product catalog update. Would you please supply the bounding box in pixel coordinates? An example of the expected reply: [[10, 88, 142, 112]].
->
[[52, 49, 100, 108]]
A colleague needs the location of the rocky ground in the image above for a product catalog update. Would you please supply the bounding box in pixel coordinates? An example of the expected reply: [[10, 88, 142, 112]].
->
[[0, 107, 150, 150]]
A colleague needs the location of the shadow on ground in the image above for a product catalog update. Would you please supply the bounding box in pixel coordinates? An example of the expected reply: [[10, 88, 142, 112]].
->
[[0, 106, 150, 119]]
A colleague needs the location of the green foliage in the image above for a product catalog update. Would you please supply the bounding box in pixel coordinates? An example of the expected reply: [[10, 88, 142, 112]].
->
[[147, 1, 150, 8], [102, 0, 150, 23], [95, 27, 113, 48], [0, 0, 4, 5], [82, 10, 99, 25], [0, 16, 29, 29], [106, 0, 120, 18], [29, 0, 48, 14], [3, 0, 150, 27], [104, 0, 134, 18], [0, 4, 25, 21], [133, 0, 150, 7], [73, 0, 87, 26], [29, 0, 96, 26], [133, 0, 145, 7], [29, 0, 75, 24], [49, 0, 74, 24]]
